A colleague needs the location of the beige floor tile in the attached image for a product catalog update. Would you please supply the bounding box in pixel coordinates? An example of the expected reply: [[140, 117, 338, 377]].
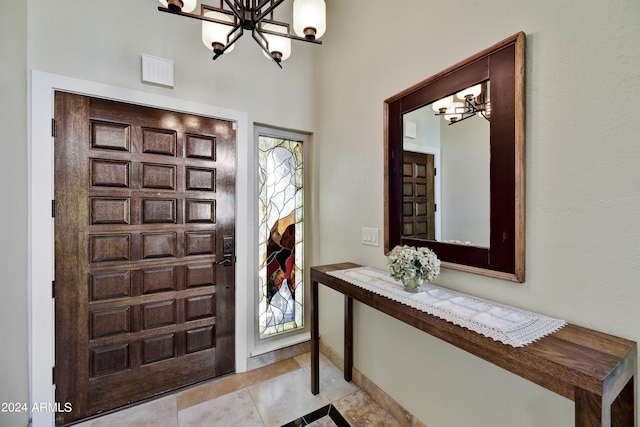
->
[[334, 389, 402, 427], [249, 368, 330, 427], [314, 362, 359, 403], [294, 352, 358, 403], [293, 350, 333, 369], [240, 357, 302, 387], [69, 351, 405, 427], [74, 395, 178, 427], [177, 374, 247, 410], [293, 351, 311, 367], [178, 388, 263, 427]]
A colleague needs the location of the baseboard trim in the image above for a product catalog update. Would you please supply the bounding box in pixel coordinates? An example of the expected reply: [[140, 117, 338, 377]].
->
[[319, 340, 427, 427], [246, 340, 311, 371]]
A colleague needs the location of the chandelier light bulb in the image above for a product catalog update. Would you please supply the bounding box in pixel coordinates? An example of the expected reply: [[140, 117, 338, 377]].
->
[[202, 11, 235, 55], [293, 0, 326, 40], [432, 96, 453, 113], [456, 84, 482, 100], [261, 23, 291, 63], [159, 0, 197, 13]]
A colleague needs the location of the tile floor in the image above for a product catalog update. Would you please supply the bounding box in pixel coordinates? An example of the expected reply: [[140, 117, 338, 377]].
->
[[74, 353, 402, 427]]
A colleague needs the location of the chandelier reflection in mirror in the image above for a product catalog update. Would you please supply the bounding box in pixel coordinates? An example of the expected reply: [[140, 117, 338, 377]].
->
[[158, 0, 326, 68], [433, 82, 491, 125]]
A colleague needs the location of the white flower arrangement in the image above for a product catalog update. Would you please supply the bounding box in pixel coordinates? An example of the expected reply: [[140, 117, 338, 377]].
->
[[388, 245, 441, 283]]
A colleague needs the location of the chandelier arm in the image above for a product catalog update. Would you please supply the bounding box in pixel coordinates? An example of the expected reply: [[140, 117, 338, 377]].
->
[[226, 0, 244, 12], [252, 27, 270, 55], [255, 0, 276, 11], [158, 6, 235, 26], [465, 98, 490, 121], [252, 29, 283, 68], [222, 0, 245, 21], [212, 26, 242, 60], [259, 26, 322, 44], [226, 25, 244, 48], [158, 5, 203, 19], [159, 6, 322, 44], [447, 112, 476, 125], [465, 98, 480, 113], [434, 101, 480, 125], [254, 0, 286, 23]]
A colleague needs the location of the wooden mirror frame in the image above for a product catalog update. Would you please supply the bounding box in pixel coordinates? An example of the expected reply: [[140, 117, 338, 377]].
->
[[384, 32, 525, 282]]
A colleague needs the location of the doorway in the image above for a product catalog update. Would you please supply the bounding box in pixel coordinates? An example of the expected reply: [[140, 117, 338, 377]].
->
[[402, 151, 436, 240], [53, 92, 236, 424]]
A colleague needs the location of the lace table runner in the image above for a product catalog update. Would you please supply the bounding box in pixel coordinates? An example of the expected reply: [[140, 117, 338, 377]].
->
[[327, 267, 566, 347]]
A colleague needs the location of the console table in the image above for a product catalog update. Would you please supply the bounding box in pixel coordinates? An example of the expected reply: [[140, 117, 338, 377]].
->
[[310, 263, 637, 427]]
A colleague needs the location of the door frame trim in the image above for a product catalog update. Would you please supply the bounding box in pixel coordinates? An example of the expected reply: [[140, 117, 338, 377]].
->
[[402, 143, 442, 241], [29, 70, 250, 427]]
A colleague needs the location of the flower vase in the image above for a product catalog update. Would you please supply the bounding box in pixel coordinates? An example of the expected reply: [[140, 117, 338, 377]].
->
[[401, 277, 422, 293]]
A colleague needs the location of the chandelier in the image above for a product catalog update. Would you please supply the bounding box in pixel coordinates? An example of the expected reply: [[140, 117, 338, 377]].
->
[[158, 0, 326, 68], [432, 82, 491, 124]]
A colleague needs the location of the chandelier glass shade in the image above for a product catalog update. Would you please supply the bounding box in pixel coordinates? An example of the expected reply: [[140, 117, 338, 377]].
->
[[158, 0, 326, 68], [456, 84, 482, 100], [293, 0, 326, 39], [261, 22, 292, 62], [202, 10, 236, 54], [432, 96, 454, 113], [160, 0, 198, 13]]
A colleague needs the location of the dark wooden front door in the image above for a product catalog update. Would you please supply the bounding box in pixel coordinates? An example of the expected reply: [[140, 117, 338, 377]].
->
[[402, 151, 436, 240], [53, 92, 236, 425]]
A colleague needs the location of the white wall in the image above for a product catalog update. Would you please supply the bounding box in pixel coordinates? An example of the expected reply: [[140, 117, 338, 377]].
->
[[0, 2, 29, 427], [315, 0, 640, 426], [440, 116, 490, 246], [403, 107, 441, 152]]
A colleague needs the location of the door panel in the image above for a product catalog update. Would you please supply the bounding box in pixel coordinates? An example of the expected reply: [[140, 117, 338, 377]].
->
[[402, 151, 435, 240], [54, 92, 236, 425]]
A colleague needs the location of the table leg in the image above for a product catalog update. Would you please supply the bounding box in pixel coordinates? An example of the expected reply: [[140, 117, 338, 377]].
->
[[575, 387, 606, 427], [574, 372, 636, 427], [311, 279, 319, 395], [344, 295, 353, 382], [611, 376, 635, 427]]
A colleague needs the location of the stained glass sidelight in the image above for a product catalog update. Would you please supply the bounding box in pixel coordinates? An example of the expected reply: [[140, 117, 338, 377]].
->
[[258, 136, 303, 338]]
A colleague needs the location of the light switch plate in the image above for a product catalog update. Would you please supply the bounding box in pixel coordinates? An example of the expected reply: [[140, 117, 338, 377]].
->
[[362, 227, 379, 247]]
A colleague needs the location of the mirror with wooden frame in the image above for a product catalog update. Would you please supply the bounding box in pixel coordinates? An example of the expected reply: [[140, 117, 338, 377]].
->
[[384, 32, 525, 282]]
